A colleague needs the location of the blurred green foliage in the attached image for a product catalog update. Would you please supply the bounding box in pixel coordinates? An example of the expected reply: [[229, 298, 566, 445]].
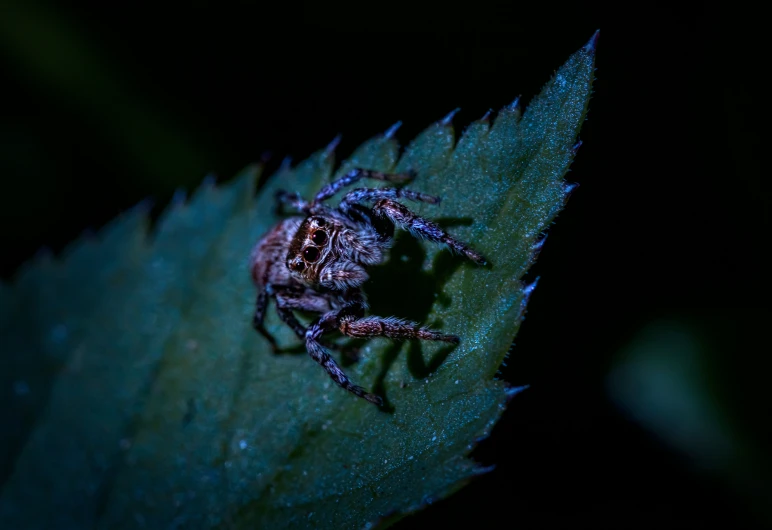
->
[[608, 314, 772, 524], [0, 3, 212, 184]]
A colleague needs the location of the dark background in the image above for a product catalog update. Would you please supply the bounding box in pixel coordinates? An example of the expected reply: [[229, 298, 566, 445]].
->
[[2, 2, 769, 528]]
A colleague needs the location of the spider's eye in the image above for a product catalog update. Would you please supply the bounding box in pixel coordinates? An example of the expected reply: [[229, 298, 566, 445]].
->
[[311, 230, 328, 245], [314, 217, 327, 227], [290, 259, 305, 272], [303, 246, 320, 262]]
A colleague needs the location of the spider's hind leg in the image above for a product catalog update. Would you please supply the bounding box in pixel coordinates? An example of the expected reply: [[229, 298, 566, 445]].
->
[[305, 339, 383, 405], [253, 288, 279, 351], [339, 316, 459, 344], [305, 308, 382, 405]]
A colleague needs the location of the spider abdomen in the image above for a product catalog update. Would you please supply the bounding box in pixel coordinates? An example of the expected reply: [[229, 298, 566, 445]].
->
[[250, 217, 302, 287]]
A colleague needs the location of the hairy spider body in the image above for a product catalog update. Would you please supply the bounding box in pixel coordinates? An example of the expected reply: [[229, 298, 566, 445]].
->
[[250, 168, 486, 405]]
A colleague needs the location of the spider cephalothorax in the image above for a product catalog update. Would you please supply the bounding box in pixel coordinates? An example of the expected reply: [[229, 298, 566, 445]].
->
[[285, 215, 378, 290], [250, 168, 486, 405]]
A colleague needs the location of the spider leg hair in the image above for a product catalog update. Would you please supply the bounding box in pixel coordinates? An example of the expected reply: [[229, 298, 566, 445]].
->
[[339, 316, 459, 343], [274, 306, 344, 352], [312, 168, 416, 205], [276, 291, 334, 314], [303, 308, 457, 405], [275, 190, 311, 214], [275, 291, 345, 350], [338, 187, 439, 218], [372, 198, 488, 265], [306, 311, 382, 405], [253, 288, 269, 328], [336, 227, 389, 266], [318, 261, 369, 290], [306, 340, 383, 404], [253, 288, 278, 350], [275, 306, 307, 340]]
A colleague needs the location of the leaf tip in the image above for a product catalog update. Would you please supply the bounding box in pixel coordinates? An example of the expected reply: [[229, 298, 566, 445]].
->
[[472, 464, 497, 476], [259, 150, 272, 164], [584, 29, 600, 53], [521, 277, 540, 314], [200, 173, 217, 189], [504, 384, 530, 399], [384, 121, 402, 139], [441, 107, 461, 126], [572, 139, 583, 154], [508, 95, 522, 111], [81, 226, 97, 240], [563, 182, 580, 201], [34, 245, 54, 261], [131, 197, 155, 216], [532, 234, 548, 261], [480, 108, 493, 123], [171, 188, 187, 207], [325, 134, 342, 157], [279, 155, 293, 172]]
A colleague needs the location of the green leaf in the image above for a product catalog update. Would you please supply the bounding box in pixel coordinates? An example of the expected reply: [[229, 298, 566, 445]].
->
[[0, 35, 596, 529]]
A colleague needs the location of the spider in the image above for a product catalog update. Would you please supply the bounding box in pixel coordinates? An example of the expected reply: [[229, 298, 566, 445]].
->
[[249, 167, 487, 405]]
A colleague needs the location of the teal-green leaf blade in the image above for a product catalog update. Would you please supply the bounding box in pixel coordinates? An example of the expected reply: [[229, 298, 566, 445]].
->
[[0, 35, 596, 530]]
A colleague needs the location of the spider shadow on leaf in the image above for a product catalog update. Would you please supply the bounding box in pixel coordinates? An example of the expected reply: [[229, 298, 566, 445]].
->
[[365, 216, 475, 411]]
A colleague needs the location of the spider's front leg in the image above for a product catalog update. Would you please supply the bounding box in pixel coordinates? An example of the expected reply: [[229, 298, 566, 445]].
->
[[338, 187, 439, 217], [274, 190, 311, 215], [312, 168, 416, 206], [373, 198, 488, 265]]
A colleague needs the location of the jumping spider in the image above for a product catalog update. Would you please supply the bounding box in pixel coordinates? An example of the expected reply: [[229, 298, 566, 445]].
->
[[250, 168, 486, 405]]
